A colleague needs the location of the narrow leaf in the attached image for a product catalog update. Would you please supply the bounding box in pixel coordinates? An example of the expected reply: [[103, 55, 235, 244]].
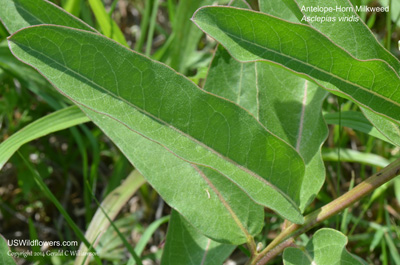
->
[[88, 0, 128, 46], [322, 148, 390, 168], [323, 111, 393, 144], [18, 153, 99, 259], [63, 0, 82, 17], [0, 106, 90, 170], [283, 228, 367, 265], [134, 216, 170, 260], [192, 6, 400, 126], [160, 210, 235, 265], [8, 25, 305, 224]]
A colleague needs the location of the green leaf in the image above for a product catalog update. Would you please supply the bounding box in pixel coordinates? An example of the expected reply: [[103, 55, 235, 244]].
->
[[0, 0, 266, 245], [203, 0, 257, 115], [83, 106, 264, 244], [362, 108, 400, 147], [283, 228, 367, 265], [322, 148, 390, 168], [0, 40, 66, 109], [0, 0, 95, 33], [259, 0, 303, 23], [134, 215, 170, 261], [288, 0, 400, 147], [257, 2, 327, 212], [8, 25, 306, 224], [192, 6, 400, 126], [256, 64, 327, 212], [205, 48, 327, 212], [160, 210, 235, 265], [204, 3, 327, 212], [0, 235, 16, 265], [0, 106, 90, 170], [204, 44, 258, 118], [293, 0, 400, 71]]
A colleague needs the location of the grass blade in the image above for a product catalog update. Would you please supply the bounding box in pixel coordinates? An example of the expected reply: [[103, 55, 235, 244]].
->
[[75, 170, 145, 265], [88, 0, 128, 46], [17, 152, 101, 264], [0, 106, 89, 170]]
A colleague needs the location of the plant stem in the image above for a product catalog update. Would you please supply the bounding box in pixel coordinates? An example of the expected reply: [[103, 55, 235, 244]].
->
[[251, 157, 400, 265]]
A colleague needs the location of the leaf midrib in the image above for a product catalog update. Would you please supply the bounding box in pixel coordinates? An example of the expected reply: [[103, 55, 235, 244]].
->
[[197, 9, 400, 109], [296, 80, 308, 151], [193, 165, 253, 241], [10, 35, 299, 209]]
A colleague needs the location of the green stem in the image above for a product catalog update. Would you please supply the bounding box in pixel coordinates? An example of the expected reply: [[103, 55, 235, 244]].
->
[[251, 157, 400, 265]]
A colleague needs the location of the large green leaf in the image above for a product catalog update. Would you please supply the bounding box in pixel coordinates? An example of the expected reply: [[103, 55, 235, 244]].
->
[[283, 228, 367, 265], [205, 48, 327, 212], [204, 45, 258, 117], [0, 106, 90, 170], [204, 2, 327, 212], [0, 0, 95, 34], [259, 0, 328, 213], [0, 0, 267, 245], [192, 7, 400, 126], [8, 25, 306, 224], [255, 64, 328, 211], [83, 107, 264, 244], [259, 0, 400, 147], [160, 210, 235, 265], [290, 0, 400, 147], [292, 0, 400, 71]]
